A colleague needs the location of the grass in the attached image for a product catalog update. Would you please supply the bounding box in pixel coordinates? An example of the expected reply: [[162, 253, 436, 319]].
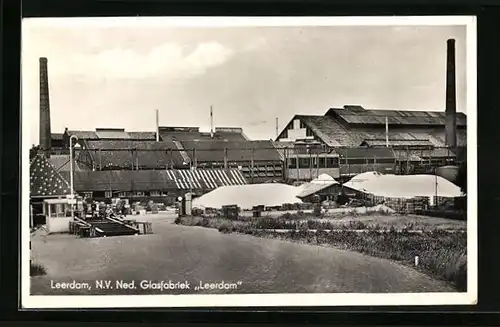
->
[[30, 261, 47, 276], [178, 214, 467, 291]]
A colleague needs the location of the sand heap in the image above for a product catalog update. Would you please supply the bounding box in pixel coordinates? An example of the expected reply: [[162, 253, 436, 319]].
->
[[192, 183, 302, 210], [297, 174, 339, 198], [344, 171, 462, 198]]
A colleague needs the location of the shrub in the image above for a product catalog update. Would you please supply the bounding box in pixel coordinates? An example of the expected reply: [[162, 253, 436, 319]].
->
[[174, 217, 181, 224], [30, 262, 46, 276]]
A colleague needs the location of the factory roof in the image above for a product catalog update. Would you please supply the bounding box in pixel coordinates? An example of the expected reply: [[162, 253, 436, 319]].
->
[[84, 140, 185, 169], [326, 105, 467, 127], [66, 129, 156, 140], [158, 126, 248, 143], [180, 139, 282, 163], [279, 108, 467, 148], [61, 169, 248, 192]]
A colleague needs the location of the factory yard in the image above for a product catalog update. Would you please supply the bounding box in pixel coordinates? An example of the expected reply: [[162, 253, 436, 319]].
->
[[29, 211, 461, 295]]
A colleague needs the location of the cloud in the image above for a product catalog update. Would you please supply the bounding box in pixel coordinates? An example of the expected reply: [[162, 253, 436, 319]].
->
[[23, 41, 234, 81]]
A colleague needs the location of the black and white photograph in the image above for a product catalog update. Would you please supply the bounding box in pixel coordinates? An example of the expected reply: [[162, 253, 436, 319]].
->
[[21, 16, 477, 308]]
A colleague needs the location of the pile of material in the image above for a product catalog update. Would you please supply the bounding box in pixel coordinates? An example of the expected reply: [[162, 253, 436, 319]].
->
[[192, 183, 302, 210], [297, 174, 339, 198], [344, 171, 462, 198]]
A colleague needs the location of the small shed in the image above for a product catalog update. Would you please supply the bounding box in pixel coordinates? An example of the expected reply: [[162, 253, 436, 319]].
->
[[43, 198, 76, 233]]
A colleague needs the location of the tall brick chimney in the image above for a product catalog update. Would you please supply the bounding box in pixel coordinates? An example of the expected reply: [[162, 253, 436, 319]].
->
[[445, 39, 457, 148], [39, 57, 51, 158]]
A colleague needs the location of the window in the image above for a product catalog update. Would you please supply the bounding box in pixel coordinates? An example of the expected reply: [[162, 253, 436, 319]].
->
[[150, 191, 161, 196], [306, 128, 313, 137], [299, 158, 310, 168], [288, 158, 297, 169], [105, 191, 112, 198], [281, 130, 288, 139], [118, 192, 131, 197], [376, 158, 395, 164], [83, 192, 93, 198], [300, 121, 307, 129], [326, 157, 339, 168], [133, 191, 145, 197], [319, 158, 326, 167]]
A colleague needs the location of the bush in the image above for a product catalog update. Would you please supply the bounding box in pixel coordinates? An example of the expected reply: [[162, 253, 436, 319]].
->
[[30, 262, 46, 276], [174, 217, 181, 224]]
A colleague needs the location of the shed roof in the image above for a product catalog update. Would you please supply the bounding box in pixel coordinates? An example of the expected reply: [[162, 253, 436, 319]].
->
[[84, 140, 186, 169], [61, 169, 248, 192], [180, 139, 282, 162]]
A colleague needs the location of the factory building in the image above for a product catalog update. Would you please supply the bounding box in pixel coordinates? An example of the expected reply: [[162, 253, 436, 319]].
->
[[34, 56, 282, 204], [276, 38, 466, 179]]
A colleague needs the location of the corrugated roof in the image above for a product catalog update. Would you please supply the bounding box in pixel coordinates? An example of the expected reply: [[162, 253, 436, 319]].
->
[[67, 130, 99, 139], [159, 128, 247, 143], [85, 140, 185, 169], [297, 115, 355, 147], [326, 106, 467, 127], [61, 169, 248, 192], [30, 154, 72, 197], [66, 130, 157, 140], [128, 132, 157, 140], [289, 115, 466, 148], [180, 140, 282, 163]]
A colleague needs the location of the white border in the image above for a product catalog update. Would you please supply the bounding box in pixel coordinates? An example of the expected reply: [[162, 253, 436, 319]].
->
[[21, 15, 478, 309]]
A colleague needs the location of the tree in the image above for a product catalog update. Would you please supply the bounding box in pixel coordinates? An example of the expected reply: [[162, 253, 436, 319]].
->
[[456, 161, 467, 194]]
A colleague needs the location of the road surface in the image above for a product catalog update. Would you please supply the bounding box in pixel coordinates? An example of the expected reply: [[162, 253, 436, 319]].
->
[[30, 215, 455, 295]]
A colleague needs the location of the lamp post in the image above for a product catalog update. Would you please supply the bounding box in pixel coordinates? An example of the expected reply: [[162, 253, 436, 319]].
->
[[69, 135, 80, 219]]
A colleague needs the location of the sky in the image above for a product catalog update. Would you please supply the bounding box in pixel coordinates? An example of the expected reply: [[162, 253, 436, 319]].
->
[[22, 18, 469, 146]]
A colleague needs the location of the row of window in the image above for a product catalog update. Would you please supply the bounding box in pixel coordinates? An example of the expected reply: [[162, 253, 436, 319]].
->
[[287, 157, 396, 168], [288, 157, 339, 169], [81, 191, 168, 198]]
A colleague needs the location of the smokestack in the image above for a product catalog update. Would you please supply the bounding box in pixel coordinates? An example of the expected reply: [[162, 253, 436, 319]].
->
[[39, 57, 51, 158], [385, 117, 389, 147], [276, 117, 279, 138], [155, 109, 159, 141], [445, 39, 457, 148], [210, 106, 214, 139]]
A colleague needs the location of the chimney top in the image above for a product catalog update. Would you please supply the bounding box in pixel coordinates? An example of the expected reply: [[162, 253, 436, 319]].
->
[[40, 57, 48, 63], [447, 39, 455, 44]]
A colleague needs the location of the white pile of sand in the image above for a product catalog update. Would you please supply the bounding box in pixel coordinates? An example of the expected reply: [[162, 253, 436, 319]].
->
[[192, 183, 302, 210], [311, 173, 338, 184], [344, 171, 462, 198]]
